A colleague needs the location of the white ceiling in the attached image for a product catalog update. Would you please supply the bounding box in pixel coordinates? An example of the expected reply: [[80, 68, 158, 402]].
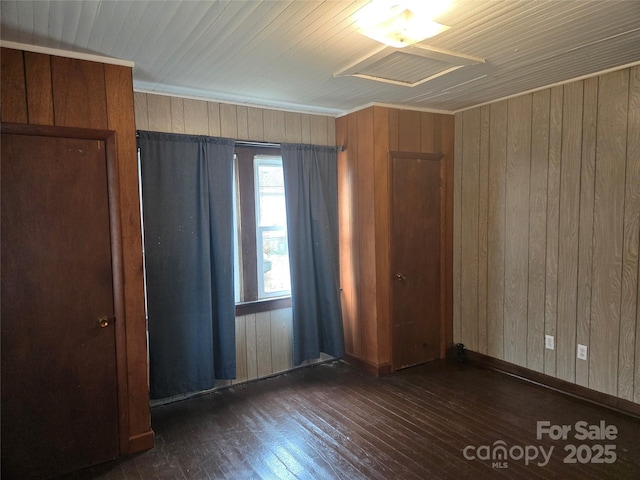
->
[[1, 0, 639, 116]]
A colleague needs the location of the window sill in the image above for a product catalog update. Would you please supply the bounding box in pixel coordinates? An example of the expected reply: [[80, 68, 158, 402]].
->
[[235, 296, 292, 316]]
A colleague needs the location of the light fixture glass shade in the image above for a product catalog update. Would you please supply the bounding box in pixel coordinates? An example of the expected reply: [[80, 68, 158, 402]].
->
[[355, 0, 451, 48]]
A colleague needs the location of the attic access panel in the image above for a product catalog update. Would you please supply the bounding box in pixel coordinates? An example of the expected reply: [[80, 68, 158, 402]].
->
[[335, 44, 485, 87]]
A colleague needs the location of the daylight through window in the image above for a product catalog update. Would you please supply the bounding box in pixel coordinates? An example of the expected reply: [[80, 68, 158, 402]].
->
[[234, 147, 291, 304]]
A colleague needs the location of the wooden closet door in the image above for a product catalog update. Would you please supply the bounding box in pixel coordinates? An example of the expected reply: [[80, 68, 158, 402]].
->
[[1, 130, 120, 478], [390, 152, 444, 370]]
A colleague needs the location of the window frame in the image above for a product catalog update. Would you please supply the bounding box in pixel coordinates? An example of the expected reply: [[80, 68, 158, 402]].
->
[[234, 146, 291, 315]]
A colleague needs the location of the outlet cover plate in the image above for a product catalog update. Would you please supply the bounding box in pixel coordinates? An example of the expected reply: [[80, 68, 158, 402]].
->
[[545, 335, 555, 350], [577, 344, 588, 360]]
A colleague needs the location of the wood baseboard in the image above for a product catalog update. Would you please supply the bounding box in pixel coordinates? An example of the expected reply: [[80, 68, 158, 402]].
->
[[342, 353, 392, 377], [128, 430, 155, 454], [464, 349, 640, 419]]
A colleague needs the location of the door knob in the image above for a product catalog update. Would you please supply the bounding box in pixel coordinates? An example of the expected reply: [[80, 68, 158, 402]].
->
[[98, 316, 114, 328], [395, 273, 406, 281]]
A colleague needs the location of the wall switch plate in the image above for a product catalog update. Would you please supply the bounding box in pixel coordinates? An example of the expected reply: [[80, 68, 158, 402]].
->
[[545, 335, 555, 350], [577, 344, 588, 360]]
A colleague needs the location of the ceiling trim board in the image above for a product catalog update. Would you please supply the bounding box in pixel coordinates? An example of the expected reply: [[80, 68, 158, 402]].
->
[[0, 40, 135, 67]]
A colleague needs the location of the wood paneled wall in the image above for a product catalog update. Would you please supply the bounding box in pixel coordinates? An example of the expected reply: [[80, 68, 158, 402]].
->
[[454, 66, 640, 403], [234, 308, 292, 385], [133, 92, 336, 146], [233, 308, 331, 385], [336, 106, 455, 374], [0, 48, 153, 451]]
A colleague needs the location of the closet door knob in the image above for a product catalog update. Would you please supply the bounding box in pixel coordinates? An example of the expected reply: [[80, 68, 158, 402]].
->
[[395, 273, 406, 281], [98, 316, 114, 328]]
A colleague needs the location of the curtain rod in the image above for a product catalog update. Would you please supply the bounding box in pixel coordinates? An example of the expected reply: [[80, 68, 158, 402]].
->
[[136, 132, 344, 151], [235, 140, 345, 151], [235, 140, 281, 148]]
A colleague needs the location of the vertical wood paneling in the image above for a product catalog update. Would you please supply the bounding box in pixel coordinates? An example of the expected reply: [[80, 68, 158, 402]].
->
[[486, 101, 507, 359], [301, 114, 312, 144], [104, 64, 150, 445], [336, 115, 353, 356], [1, 48, 27, 123], [263, 109, 286, 143], [207, 101, 222, 137], [285, 112, 303, 143], [347, 113, 362, 358], [271, 307, 293, 373], [556, 81, 584, 383], [504, 94, 531, 367], [453, 113, 463, 344], [420, 112, 435, 152], [51, 57, 108, 129], [460, 109, 480, 351], [183, 98, 209, 135], [388, 109, 399, 151], [356, 108, 377, 364], [398, 110, 421, 152], [310, 115, 329, 145], [456, 66, 640, 406], [219, 103, 237, 138], [247, 107, 264, 141], [347, 113, 363, 358], [147, 94, 172, 132], [434, 113, 442, 153], [576, 77, 598, 388], [150, 308, 329, 399], [235, 316, 248, 383], [373, 107, 390, 365], [236, 105, 249, 140], [245, 314, 258, 381], [631, 67, 640, 404], [133, 95, 344, 146], [477, 106, 490, 354], [24, 52, 54, 125], [133, 92, 149, 130], [442, 114, 455, 352], [527, 89, 550, 373], [620, 66, 640, 401], [590, 69, 628, 396], [637, 258, 640, 404], [169, 97, 185, 133], [328, 116, 336, 146], [544, 85, 563, 377], [255, 312, 272, 378], [220, 103, 239, 138]]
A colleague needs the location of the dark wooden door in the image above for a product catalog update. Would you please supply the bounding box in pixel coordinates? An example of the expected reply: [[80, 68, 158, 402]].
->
[[391, 153, 443, 370], [1, 131, 120, 478]]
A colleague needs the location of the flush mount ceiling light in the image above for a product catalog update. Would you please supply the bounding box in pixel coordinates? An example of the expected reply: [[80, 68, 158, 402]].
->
[[355, 0, 452, 48]]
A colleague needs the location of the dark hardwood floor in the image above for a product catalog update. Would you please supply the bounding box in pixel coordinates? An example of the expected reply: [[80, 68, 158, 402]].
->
[[60, 360, 640, 479]]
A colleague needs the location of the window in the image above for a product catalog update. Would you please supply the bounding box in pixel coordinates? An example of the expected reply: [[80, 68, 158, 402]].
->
[[254, 156, 291, 297], [234, 146, 291, 308]]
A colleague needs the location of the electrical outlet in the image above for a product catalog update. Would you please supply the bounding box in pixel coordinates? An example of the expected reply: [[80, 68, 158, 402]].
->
[[545, 335, 555, 350], [577, 344, 588, 361]]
